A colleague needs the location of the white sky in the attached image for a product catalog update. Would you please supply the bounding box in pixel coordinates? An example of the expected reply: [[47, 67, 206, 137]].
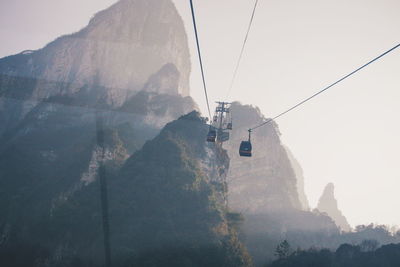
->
[[1, 0, 400, 227]]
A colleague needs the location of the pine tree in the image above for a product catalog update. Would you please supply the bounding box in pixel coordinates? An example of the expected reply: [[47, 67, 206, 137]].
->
[[274, 240, 291, 259]]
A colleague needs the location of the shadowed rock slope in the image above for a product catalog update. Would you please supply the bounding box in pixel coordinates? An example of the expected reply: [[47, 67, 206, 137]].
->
[[0, 112, 252, 267], [0, 0, 233, 265], [111, 111, 252, 266]]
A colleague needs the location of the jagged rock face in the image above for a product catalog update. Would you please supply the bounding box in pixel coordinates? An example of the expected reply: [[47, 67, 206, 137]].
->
[[0, 0, 194, 138], [0, 1, 231, 265], [0, 111, 252, 266], [317, 183, 351, 232], [284, 146, 310, 211], [0, 0, 190, 106], [225, 102, 303, 213], [109, 112, 251, 266], [114, 112, 229, 247], [223, 103, 340, 265]]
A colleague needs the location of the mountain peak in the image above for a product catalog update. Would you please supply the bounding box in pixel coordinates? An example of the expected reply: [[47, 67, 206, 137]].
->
[[317, 183, 351, 232], [0, 0, 190, 106]]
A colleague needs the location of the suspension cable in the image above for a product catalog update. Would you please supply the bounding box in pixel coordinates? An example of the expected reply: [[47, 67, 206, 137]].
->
[[250, 43, 400, 131], [225, 0, 260, 99], [189, 0, 212, 119]]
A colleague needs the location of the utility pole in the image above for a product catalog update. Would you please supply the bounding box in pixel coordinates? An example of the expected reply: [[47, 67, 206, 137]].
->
[[95, 112, 112, 267]]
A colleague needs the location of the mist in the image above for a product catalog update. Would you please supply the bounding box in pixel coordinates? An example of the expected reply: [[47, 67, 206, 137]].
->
[[1, 0, 400, 266]]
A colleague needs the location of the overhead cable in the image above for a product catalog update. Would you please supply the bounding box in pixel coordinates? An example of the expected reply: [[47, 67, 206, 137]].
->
[[226, 0, 260, 99], [250, 43, 400, 131], [189, 0, 212, 119]]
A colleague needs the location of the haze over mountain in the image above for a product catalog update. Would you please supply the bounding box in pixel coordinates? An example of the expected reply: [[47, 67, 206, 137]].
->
[[0, 0, 209, 265], [1, 0, 399, 266], [285, 146, 310, 211], [226, 103, 303, 213], [0, 0, 190, 105], [223, 103, 340, 265], [2, 0, 400, 229], [0, 0, 196, 137]]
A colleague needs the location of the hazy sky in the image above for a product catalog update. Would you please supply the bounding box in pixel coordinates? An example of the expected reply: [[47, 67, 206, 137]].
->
[[1, 0, 400, 227]]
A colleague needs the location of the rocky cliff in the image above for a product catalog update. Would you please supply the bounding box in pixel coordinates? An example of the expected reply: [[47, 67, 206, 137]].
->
[[284, 146, 310, 211], [0, 0, 193, 137], [0, 1, 226, 265], [0, 0, 190, 104], [0, 111, 253, 266], [223, 103, 339, 265], [317, 183, 351, 232], [109, 112, 251, 266], [0, 0, 197, 156], [225, 102, 303, 213], [0, 0, 358, 265]]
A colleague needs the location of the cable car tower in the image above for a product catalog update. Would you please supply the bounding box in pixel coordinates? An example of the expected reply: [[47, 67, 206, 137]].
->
[[207, 102, 233, 143]]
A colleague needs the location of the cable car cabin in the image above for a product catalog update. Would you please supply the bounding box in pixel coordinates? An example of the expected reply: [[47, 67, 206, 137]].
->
[[207, 129, 217, 142], [217, 131, 230, 142], [239, 141, 252, 157]]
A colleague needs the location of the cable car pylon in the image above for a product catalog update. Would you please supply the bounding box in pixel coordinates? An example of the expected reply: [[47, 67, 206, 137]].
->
[[207, 101, 233, 143]]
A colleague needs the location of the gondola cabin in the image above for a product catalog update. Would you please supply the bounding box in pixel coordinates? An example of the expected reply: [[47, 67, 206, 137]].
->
[[239, 140, 252, 157], [207, 129, 217, 142], [218, 131, 230, 142]]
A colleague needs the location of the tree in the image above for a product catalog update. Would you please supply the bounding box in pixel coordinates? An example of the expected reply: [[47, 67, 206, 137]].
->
[[274, 240, 291, 259], [360, 239, 379, 252]]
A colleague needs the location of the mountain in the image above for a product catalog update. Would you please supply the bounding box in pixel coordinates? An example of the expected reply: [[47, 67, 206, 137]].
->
[[0, 111, 253, 266], [317, 183, 351, 232], [267, 243, 400, 267], [225, 103, 303, 213], [110, 111, 252, 266], [0, 0, 193, 137], [284, 146, 310, 211], [0, 0, 190, 102], [0, 0, 197, 211], [0, 0, 254, 265], [0, 0, 371, 265], [223, 103, 339, 265]]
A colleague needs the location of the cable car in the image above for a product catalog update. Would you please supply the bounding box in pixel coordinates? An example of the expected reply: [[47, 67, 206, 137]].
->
[[239, 141, 252, 157], [218, 131, 230, 142], [207, 128, 217, 142], [239, 129, 252, 157]]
